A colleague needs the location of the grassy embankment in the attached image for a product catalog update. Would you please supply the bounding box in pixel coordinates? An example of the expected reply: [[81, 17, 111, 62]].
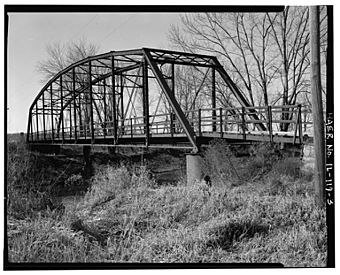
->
[[6, 136, 327, 266]]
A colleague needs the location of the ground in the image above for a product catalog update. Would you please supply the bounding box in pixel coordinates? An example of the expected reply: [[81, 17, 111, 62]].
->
[[5, 134, 327, 266]]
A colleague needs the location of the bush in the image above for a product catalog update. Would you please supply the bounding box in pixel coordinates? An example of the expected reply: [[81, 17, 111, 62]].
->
[[6, 138, 326, 266], [201, 140, 305, 193], [82, 164, 156, 210], [7, 138, 86, 219], [7, 140, 53, 219], [202, 139, 242, 186], [270, 157, 302, 179]]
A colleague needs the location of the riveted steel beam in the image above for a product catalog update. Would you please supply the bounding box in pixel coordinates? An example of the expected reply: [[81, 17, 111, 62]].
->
[[143, 49, 198, 152], [213, 57, 266, 131]]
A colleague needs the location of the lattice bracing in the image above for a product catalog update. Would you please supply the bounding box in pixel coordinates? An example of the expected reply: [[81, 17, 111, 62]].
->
[[27, 48, 312, 152]]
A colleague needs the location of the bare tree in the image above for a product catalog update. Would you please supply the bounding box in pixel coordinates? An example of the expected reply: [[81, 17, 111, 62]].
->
[[37, 38, 99, 82], [267, 6, 328, 131], [36, 39, 99, 135], [169, 7, 328, 132], [267, 7, 311, 130], [169, 12, 279, 109]]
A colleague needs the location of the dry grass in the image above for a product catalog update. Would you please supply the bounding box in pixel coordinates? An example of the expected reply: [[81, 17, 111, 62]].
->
[[6, 137, 327, 266]]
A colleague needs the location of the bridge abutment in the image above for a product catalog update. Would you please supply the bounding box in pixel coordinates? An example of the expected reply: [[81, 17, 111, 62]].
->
[[186, 154, 203, 185], [28, 144, 60, 154]]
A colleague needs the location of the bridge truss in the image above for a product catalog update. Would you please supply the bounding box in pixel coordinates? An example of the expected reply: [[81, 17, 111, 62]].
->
[[27, 48, 312, 152]]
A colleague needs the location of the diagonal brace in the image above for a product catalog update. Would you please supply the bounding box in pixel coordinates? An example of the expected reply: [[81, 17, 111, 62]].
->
[[213, 57, 266, 131], [143, 49, 198, 152]]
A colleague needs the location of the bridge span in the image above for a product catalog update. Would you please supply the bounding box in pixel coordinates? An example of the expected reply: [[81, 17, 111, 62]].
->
[[27, 48, 313, 153]]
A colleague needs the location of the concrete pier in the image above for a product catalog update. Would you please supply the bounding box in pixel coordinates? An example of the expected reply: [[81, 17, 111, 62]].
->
[[186, 154, 203, 185]]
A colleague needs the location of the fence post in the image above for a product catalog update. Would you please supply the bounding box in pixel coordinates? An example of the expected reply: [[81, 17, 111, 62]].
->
[[241, 107, 246, 140]]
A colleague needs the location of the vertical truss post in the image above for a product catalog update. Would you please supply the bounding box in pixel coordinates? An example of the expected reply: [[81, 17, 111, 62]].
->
[[69, 103, 72, 139], [50, 85, 54, 141], [130, 118, 133, 138], [103, 78, 107, 138], [298, 104, 303, 144], [72, 68, 78, 141], [42, 93, 46, 140], [212, 67, 216, 132], [35, 104, 39, 141], [30, 118, 33, 142], [60, 75, 64, 142], [241, 106, 246, 140], [89, 61, 95, 142], [171, 63, 176, 135], [219, 107, 223, 138], [120, 74, 124, 135], [267, 105, 273, 142], [26, 109, 32, 142], [143, 49, 198, 152], [79, 92, 83, 138], [198, 108, 202, 137], [213, 58, 266, 131], [171, 63, 175, 93], [170, 111, 174, 138], [143, 59, 150, 146], [111, 55, 117, 143]]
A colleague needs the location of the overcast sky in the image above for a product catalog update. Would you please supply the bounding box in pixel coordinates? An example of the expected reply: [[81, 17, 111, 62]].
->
[[6, 4, 339, 134], [7, 12, 182, 133]]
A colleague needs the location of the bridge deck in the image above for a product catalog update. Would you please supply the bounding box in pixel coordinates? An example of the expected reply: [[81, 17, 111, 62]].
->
[[29, 127, 313, 150]]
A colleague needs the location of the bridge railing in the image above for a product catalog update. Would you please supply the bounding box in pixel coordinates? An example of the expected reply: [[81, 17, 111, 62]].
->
[[184, 105, 311, 144], [28, 104, 312, 145]]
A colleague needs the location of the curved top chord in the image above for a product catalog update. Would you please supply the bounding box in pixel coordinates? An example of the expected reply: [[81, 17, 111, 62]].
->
[[27, 48, 309, 151]]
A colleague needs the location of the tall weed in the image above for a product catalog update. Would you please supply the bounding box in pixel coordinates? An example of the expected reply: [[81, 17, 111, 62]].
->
[[202, 139, 242, 186], [7, 139, 325, 266]]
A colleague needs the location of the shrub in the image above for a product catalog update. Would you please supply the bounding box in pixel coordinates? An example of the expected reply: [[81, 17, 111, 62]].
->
[[7, 140, 53, 219], [202, 139, 242, 186], [270, 157, 302, 179], [82, 164, 156, 210], [6, 138, 326, 266]]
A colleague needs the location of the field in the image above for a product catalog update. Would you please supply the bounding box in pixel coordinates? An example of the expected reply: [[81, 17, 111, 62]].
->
[[6, 135, 327, 266]]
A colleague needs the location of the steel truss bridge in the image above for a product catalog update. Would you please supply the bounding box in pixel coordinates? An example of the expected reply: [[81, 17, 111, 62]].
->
[[27, 48, 312, 153]]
